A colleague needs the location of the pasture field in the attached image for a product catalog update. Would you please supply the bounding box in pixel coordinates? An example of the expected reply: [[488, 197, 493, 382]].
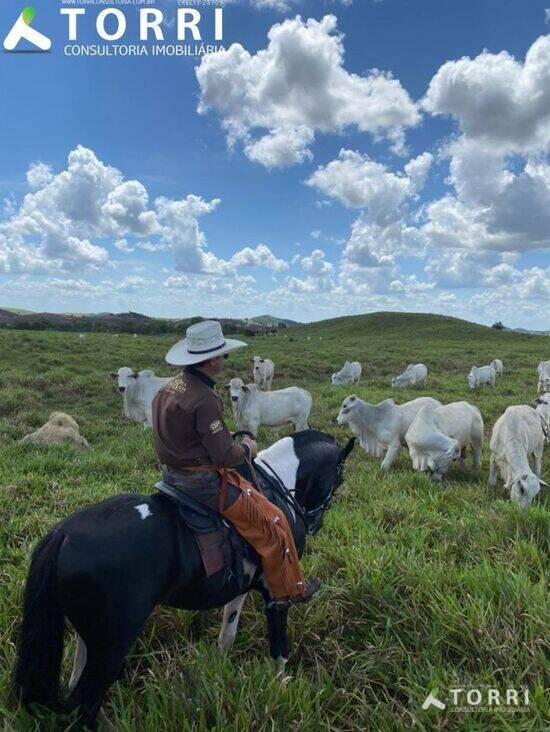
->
[[0, 312, 548, 731]]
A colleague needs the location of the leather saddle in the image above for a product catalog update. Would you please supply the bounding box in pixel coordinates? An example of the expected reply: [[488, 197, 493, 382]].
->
[[155, 480, 256, 589]]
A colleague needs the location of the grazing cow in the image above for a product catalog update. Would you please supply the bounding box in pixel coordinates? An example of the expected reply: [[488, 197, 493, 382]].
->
[[253, 357, 275, 391], [537, 360, 550, 393], [19, 412, 89, 450], [534, 393, 550, 443], [489, 405, 547, 508], [111, 367, 172, 428], [337, 395, 441, 469], [467, 365, 496, 389], [331, 361, 361, 386], [391, 363, 428, 388], [228, 378, 312, 436], [405, 401, 484, 480], [490, 359, 504, 376]]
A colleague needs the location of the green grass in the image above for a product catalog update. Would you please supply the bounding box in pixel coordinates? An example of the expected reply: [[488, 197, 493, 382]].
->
[[0, 313, 548, 731]]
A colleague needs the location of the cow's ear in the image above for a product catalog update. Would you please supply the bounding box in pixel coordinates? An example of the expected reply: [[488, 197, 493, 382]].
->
[[241, 385, 250, 393], [260, 359, 265, 363], [223, 383, 231, 390], [540, 479, 549, 488], [131, 372, 139, 379], [349, 395, 357, 401], [109, 372, 117, 379], [534, 398, 542, 406]]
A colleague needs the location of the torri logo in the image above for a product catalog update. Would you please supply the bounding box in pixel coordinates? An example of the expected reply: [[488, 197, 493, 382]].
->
[[4, 6, 51, 52]]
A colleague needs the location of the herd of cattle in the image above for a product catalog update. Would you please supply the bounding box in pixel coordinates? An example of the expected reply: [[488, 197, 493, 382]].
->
[[111, 357, 550, 510]]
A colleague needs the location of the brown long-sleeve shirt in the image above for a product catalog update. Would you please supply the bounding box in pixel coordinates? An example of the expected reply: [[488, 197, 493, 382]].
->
[[152, 366, 247, 469]]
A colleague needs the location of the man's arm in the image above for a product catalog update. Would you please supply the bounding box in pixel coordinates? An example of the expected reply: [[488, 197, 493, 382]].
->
[[195, 399, 248, 467]]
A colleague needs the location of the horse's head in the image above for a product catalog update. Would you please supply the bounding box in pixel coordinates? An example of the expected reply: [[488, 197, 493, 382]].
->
[[291, 430, 356, 534]]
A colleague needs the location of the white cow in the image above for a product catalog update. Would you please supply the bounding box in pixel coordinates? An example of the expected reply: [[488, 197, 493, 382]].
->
[[337, 395, 441, 469], [490, 359, 504, 376], [392, 363, 428, 389], [537, 360, 550, 393], [467, 365, 496, 389], [111, 367, 171, 428], [534, 393, 550, 443], [228, 378, 311, 436], [489, 405, 547, 508], [252, 357, 275, 391], [405, 401, 484, 480], [331, 361, 362, 386]]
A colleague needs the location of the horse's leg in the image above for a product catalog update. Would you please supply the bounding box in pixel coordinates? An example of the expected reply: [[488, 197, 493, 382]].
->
[[264, 603, 290, 676], [218, 593, 248, 653], [67, 606, 151, 730]]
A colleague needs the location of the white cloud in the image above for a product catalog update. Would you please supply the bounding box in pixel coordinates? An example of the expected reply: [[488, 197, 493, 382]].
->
[[196, 15, 419, 167], [114, 238, 134, 253], [229, 243, 289, 271], [26, 162, 54, 189]]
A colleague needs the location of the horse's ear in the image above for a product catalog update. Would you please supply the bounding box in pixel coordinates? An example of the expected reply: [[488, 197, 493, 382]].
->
[[341, 437, 356, 460]]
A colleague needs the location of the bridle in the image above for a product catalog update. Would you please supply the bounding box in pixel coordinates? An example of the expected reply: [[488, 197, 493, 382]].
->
[[231, 430, 342, 534], [255, 457, 341, 535]]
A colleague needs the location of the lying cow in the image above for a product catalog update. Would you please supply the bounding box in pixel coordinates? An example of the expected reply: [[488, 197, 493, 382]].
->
[[489, 405, 547, 508], [253, 356, 275, 391], [537, 360, 550, 393], [490, 359, 504, 376], [534, 393, 550, 443], [337, 395, 441, 469], [391, 363, 428, 389], [332, 361, 361, 386], [405, 401, 484, 480], [111, 367, 172, 428], [228, 377, 312, 436], [467, 365, 496, 389]]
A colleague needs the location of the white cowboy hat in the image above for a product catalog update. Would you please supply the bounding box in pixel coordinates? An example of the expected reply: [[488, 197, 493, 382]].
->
[[165, 320, 247, 366]]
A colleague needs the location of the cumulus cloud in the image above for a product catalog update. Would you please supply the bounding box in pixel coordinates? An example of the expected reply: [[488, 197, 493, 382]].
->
[[196, 15, 419, 166], [229, 243, 289, 271], [114, 238, 134, 253]]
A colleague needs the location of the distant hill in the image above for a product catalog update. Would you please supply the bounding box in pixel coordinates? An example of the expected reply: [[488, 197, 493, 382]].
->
[[248, 314, 300, 328]]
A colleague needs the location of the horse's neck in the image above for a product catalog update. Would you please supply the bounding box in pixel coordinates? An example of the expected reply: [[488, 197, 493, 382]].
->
[[255, 437, 300, 496]]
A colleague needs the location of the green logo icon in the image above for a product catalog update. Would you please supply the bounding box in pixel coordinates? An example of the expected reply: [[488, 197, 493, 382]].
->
[[4, 6, 51, 51]]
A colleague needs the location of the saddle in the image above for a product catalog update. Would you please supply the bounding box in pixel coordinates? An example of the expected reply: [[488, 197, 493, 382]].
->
[[155, 480, 256, 590]]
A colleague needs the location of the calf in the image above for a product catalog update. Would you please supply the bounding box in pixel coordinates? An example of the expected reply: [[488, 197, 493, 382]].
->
[[337, 395, 441, 469], [405, 401, 484, 480], [228, 378, 312, 436], [490, 359, 504, 376], [489, 405, 547, 508], [332, 361, 362, 386], [253, 356, 275, 391], [467, 365, 496, 389], [537, 360, 550, 393], [391, 363, 428, 388]]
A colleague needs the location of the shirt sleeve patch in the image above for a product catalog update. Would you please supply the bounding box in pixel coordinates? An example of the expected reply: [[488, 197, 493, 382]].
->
[[209, 419, 223, 434]]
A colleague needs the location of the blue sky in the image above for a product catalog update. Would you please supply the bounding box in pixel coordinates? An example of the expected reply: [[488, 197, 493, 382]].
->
[[0, 0, 548, 327]]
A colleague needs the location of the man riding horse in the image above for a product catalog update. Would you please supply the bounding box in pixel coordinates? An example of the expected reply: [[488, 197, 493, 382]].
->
[[152, 319, 320, 608]]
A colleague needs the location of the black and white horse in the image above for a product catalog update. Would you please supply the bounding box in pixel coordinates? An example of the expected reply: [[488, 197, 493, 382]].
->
[[14, 430, 355, 729]]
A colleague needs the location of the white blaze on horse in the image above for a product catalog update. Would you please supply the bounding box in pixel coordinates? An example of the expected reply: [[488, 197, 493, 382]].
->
[[331, 361, 361, 386], [228, 378, 312, 436], [111, 367, 172, 428], [14, 431, 355, 729], [253, 356, 275, 391]]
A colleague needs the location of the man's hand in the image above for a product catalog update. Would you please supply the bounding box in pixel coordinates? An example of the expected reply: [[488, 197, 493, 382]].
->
[[243, 436, 258, 458]]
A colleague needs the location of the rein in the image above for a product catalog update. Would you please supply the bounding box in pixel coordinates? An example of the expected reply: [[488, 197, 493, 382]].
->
[[255, 458, 338, 535]]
